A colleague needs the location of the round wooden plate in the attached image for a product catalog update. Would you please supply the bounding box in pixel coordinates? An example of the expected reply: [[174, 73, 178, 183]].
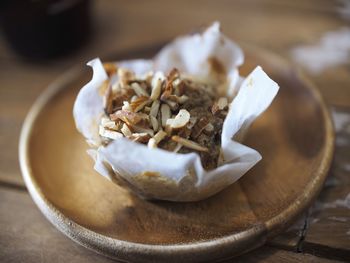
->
[[19, 45, 334, 262]]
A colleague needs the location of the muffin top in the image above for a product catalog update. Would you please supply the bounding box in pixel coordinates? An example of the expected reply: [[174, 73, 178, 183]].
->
[[99, 63, 229, 170]]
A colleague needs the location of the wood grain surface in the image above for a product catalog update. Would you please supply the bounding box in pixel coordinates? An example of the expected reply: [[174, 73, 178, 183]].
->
[[303, 108, 350, 261], [1, 187, 346, 263], [1, 0, 349, 262]]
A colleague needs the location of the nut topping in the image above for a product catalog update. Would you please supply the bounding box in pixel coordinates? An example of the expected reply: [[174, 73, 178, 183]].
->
[[161, 103, 171, 128], [150, 100, 160, 118], [166, 109, 190, 129], [129, 96, 151, 112], [131, 82, 149, 97], [100, 66, 229, 170], [211, 97, 228, 114], [99, 125, 123, 140], [171, 136, 208, 152], [121, 123, 132, 137], [150, 72, 165, 100], [110, 110, 144, 125]]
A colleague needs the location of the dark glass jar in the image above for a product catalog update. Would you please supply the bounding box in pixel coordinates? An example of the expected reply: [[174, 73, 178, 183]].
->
[[0, 0, 91, 60]]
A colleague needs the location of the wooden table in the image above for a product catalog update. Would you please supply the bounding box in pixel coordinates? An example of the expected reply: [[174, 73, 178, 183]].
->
[[0, 1, 349, 262]]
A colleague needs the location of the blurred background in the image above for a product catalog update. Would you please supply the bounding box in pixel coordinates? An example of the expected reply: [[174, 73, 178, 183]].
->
[[0, 0, 349, 262], [1, 0, 349, 101]]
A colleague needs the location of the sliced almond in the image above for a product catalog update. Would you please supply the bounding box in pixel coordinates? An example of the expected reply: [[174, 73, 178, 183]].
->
[[147, 138, 157, 148], [150, 72, 165, 100], [212, 97, 228, 114], [160, 69, 178, 101], [130, 96, 151, 112], [191, 117, 209, 139], [153, 130, 167, 144], [130, 95, 138, 102], [178, 95, 189, 104], [218, 97, 228, 109], [161, 103, 171, 127], [211, 103, 219, 115], [101, 116, 112, 126], [121, 123, 132, 137], [165, 118, 174, 127], [131, 82, 149, 97], [150, 115, 159, 131], [172, 78, 181, 87], [164, 99, 178, 111], [150, 78, 162, 100], [166, 109, 190, 129], [167, 68, 180, 82], [166, 94, 189, 104], [101, 117, 119, 130], [109, 87, 135, 112], [103, 63, 117, 77], [137, 112, 150, 119], [150, 100, 160, 117], [171, 136, 208, 152], [110, 110, 144, 125], [111, 82, 122, 93], [160, 82, 173, 101], [117, 68, 135, 85], [131, 125, 154, 136], [121, 101, 132, 111], [148, 130, 167, 148], [129, 132, 150, 143], [99, 126, 123, 140]]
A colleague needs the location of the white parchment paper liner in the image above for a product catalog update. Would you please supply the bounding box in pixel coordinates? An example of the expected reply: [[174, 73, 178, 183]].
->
[[73, 22, 279, 201]]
